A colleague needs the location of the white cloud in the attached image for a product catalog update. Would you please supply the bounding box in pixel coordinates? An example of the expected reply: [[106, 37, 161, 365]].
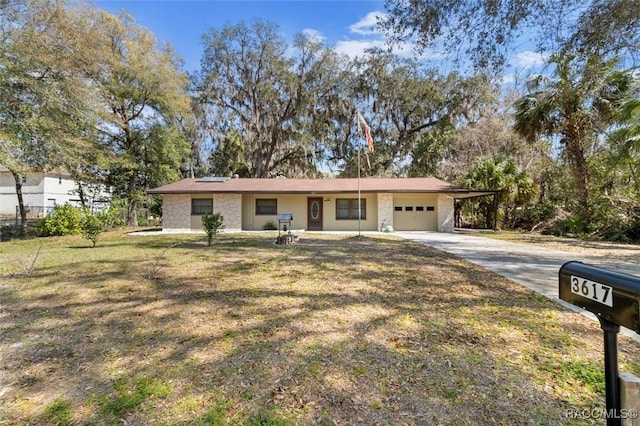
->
[[349, 11, 386, 36], [416, 49, 449, 61], [499, 73, 516, 86], [301, 28, 326, 43], [334, 10, 448, 61], [334, 11, 408, 59], [334, 38, 447, 60], [334, 39, 385, 58], [510, 51, 549, 69], [498, 52, 550, 85]]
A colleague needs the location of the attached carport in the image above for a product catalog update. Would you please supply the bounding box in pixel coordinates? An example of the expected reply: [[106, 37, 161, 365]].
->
[[451, 189, 499, 230]]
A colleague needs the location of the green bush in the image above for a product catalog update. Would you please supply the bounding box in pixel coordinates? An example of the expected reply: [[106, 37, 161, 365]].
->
[[510, 202, 556, 230], [202, 212, 224, 246], [1, 225, 14, 241], [42, 204, 82, 236], [263, 221, 277, 230], [148, 195, 163, 219], [544, 214, 587, 237], [101, 206, 126, 230], [41, 204, 124, 239]]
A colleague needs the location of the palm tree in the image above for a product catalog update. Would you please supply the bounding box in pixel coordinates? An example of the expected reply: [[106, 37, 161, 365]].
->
[[612, 99, 640, 151], [513, 54, 634, 223], [459, 157, 537, 229], [608, 99, 640, 193]]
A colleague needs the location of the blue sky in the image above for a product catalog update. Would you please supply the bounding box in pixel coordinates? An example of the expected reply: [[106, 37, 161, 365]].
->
[[94, 1, 390, 72], [93, 0, 547, 79]]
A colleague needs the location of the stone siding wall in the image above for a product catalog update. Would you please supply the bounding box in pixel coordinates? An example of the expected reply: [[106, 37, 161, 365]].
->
[[214, 194, 241, 231], [377, 193, 394, 231], [161, 194, 242, 232], [162, 194, 192, 232], [437, 194, 454, 232]]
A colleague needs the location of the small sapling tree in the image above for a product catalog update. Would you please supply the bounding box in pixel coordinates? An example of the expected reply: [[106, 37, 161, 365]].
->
[[80, 209, 106, 247], [202, 212, 224, 246]]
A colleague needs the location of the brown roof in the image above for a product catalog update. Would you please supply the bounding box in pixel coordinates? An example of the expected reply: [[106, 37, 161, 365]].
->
[[148, 177, 494, 198]]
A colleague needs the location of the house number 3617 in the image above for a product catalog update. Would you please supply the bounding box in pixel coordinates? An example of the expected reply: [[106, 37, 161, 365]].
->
[[571, 275, 613, 308]]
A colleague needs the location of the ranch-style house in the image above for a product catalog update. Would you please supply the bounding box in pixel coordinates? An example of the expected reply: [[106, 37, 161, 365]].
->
[[147, 176, 493, 233]]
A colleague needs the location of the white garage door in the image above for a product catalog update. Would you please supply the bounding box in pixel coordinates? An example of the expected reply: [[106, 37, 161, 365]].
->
[[393, 197, 437, 231]]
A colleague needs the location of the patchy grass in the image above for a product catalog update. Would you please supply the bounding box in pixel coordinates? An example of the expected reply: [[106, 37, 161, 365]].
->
[[43, 398, 73, 426], [1, 230, 640, 425], [464, 230, 640, 262]]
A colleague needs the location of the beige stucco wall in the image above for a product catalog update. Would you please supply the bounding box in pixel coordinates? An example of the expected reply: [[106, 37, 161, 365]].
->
[[241, 193, 378, 231], [242, 194, 308, 231], [324, 194, 378, 231]]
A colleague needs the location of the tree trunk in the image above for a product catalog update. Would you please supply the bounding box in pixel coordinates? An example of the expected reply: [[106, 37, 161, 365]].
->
[[127, 175, 138, 227], [572, 158, 590, 219], [76, 181, 86, 208], [11, 170, 28, 238], [564, 123, 591, 221]]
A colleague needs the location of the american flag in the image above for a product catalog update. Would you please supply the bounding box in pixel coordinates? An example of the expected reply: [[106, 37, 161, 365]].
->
[[356, 111, 374, 152]]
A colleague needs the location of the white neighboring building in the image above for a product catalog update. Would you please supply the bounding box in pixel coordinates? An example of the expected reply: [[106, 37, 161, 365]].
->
[[0, 166, 111, 217]]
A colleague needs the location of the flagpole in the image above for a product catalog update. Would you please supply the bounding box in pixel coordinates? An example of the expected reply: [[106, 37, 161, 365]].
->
[[357, 139, 361, 237]]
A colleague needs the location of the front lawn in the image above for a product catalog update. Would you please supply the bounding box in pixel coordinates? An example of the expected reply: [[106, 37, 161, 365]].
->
[[1, 231, 639, 425]]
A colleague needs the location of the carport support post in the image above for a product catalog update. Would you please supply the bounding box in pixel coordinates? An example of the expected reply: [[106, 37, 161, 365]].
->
[[492, 192, 498, 230], [600, 317, 621, 426]]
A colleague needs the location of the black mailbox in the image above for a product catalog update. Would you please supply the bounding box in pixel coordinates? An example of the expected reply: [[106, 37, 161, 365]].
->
[[559, 261, 640, 425], [276, 214, 293, 235], [559, 261, 640, 332]]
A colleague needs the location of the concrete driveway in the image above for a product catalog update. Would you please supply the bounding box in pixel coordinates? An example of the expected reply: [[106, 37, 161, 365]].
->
[[395, 231, 640, 342]]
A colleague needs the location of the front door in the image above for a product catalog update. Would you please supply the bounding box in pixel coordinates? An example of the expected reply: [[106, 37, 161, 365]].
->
[[307, 197, 323, 231]]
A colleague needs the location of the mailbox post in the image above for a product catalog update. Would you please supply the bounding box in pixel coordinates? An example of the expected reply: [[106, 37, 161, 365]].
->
[[276, 214, 293, 236], [559, 261, 640, 426]]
